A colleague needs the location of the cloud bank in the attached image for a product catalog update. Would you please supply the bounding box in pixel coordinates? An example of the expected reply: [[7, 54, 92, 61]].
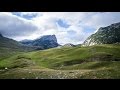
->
[[0, 12, 120, 45]]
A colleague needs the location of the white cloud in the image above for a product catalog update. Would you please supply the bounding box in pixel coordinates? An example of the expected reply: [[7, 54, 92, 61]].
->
[[0, 12, 120, 45], [0, 12, 38, 40], [83, 12, 120, 29]]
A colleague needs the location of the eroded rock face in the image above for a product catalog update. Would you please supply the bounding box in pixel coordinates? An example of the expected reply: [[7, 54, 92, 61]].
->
[[20, 35, 59, 49], [82, 22, 120, 46]]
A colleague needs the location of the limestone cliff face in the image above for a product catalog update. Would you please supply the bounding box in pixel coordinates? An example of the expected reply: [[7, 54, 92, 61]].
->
[[20, 35, 59, 49], [82, 22, 120, 46]]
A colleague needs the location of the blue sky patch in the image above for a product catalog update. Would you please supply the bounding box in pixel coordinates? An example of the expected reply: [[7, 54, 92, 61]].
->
[[57, 19, 70, 28], [12, 12, 38, 20], [83, 27, 96, 33]]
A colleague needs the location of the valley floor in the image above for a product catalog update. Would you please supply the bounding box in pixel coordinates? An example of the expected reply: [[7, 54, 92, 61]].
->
[[0, 44, 120, 79], [0, 64, 120, 79]]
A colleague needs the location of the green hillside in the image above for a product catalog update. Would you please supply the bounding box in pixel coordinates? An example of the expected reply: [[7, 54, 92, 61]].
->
[[0, 34, 41, 60], [0, 44, 120, 79]]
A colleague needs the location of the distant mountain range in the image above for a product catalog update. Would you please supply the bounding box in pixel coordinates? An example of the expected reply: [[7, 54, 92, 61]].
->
[[0, 33, 41, 51], [62, 43, 76, 47], [1, 22, 120, 50], [20, 35, 59, 49], [82, 22, 120, 46], [0, 32, 79, 51]]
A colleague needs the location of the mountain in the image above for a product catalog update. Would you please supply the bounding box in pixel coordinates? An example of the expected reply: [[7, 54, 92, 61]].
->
[[82, 22, 120, 46], [20, 35, 59, 49], [0, 33, 40, 51], [0, 33, 3, 37], [20, 39, 33, 46], [62, 43, 76, 47], [0, 34, 21, 48]]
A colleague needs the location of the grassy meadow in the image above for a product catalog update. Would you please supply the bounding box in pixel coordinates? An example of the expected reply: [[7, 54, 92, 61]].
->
[[0, 44, 120, 79]]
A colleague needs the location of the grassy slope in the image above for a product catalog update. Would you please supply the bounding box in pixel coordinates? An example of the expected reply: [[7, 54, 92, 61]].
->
[[0, 44, 120, 79], [0, 36, 39, 60]]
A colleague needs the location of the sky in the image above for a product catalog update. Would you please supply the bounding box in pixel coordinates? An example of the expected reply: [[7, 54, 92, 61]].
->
[[0, 12, 120, 45]]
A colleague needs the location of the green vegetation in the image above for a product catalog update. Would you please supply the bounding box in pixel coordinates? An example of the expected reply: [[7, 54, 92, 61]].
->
[[0, 44, 120, 79], [82, 22, 120, 46]]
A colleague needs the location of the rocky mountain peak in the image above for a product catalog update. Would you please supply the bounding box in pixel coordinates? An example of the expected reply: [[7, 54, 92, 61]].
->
[[20, 35, 59, 49], [39, 35, 57, 43], [82, 22, 120, 46]]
